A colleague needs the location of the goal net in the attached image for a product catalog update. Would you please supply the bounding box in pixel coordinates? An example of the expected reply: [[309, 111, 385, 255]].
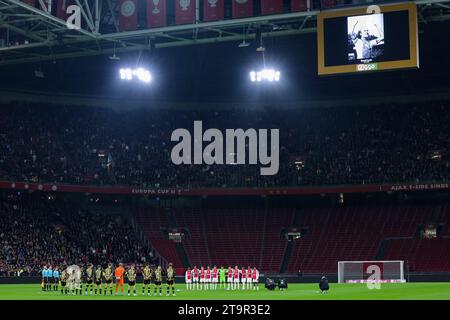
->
[[338, 261, 406, 283]]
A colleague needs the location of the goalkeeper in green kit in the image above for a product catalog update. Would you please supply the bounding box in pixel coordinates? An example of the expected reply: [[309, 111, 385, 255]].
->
[[219, 266, 226, 289]]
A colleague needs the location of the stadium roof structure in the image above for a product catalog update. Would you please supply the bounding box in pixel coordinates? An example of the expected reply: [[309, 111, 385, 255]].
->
[[0, 0, 449, 66]]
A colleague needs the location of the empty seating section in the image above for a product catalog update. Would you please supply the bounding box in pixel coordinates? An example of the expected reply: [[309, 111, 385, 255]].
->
[[383, 204, 450, 272], [134, 204, 449, 274], [173, 209, 210, 267], [134, 209, 183, 268], [197, 208, 294, 272], [442, 204, 450, 235], [263, 208, 294, 273], [384, 238, 450, 272], [287, 205, 436, 273], [202, 209, 264, 269], [288, 208, 331, 273], [151, 208, 293, 272]]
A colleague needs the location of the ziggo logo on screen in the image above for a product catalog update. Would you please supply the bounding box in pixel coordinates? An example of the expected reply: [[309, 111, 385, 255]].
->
[[357, 64, 379, 72]]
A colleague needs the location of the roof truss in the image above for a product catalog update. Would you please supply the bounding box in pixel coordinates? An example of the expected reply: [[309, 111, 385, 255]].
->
[[0, 0, 449, 65]]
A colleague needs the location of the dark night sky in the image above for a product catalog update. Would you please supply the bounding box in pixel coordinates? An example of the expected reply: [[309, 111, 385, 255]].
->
[[0, 20, 449, 103]]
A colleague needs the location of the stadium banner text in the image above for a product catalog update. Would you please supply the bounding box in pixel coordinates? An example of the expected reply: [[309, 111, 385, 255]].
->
[[0, 181, 448, 196]]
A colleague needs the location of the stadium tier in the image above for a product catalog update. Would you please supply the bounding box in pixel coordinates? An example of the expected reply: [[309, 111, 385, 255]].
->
[[384, 238, 450, 273], [131, 201, 450, 275], [0, 100, 449, 278], [2, 190, 449, 277], [0, 102, 448, 188], [171, 208, 294, 272], [287, 204, 435, 273], [0, 194, 154, 276]]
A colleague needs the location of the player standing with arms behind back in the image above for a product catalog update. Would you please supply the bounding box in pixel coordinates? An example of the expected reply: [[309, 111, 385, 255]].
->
[[212, 266, 218, 290], [94, 265, 103, 295], [166, 263, 176, 296], [76, 266, 83, 295], [252, 267, 259, 290], [205, 266, 211, 290], [241, 266, 247, 290], [103, 263, 114, 295], [227, 266, 233, 290], [192, 266, 199, 290], [142, 263, 153, 296], [185, 267, 192, 290], [154, 265, 163, 296], [199, 266, 205, 290], [246, 266, 253, 290], [126, 264, 137, 296], [233, 266, 240, 290], [60, 267, 68, 294], [85, 264, 94, 295]]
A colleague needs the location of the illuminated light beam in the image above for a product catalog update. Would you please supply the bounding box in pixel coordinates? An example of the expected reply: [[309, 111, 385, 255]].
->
[[249, 68, 281, 82], [119, 68, 152, 83]]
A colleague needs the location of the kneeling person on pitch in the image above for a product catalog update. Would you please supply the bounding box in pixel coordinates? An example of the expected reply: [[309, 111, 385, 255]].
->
[[319, 275, 329, 294]]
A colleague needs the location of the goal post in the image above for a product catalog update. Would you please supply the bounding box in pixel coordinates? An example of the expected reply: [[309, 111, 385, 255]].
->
[[338, 261, 406, 283]]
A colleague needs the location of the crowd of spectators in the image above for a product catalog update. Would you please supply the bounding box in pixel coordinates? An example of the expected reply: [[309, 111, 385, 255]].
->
[[0, 101, 448, 188], [0, 193, 153, 276]]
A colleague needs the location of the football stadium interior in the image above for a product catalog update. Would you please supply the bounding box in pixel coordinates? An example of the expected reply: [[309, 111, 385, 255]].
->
[[0, 0, 450, 300]]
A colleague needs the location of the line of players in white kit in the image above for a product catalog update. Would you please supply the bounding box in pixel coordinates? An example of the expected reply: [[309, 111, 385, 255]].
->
[[184, 266, 260, 290]]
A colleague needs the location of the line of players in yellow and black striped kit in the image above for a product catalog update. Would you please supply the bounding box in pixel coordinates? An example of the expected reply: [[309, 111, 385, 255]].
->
[[56, 262, 176, 296]]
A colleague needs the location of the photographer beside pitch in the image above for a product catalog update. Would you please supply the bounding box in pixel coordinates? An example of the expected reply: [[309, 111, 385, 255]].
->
[[319, 275, 329, 294]]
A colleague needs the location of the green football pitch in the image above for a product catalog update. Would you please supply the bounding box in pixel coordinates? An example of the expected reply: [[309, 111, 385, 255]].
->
[[0, 283, 449, 300]]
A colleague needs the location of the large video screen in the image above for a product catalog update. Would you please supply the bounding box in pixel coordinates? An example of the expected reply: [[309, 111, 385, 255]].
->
[[317, 3, 419, 75]]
